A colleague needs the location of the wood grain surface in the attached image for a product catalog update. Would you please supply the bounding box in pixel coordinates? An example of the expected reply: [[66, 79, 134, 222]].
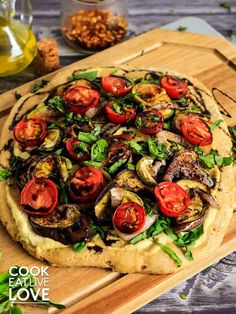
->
[[0, 1, 236, 313]]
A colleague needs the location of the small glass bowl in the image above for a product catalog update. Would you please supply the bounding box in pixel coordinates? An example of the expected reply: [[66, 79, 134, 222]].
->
[[61, 0, 128, 54]]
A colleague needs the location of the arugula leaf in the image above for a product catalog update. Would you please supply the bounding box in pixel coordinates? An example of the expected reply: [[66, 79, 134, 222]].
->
[[91, 139, 108, 161], [83, 161, 102, 168], [0, 168, 9, 181], [31, 80, 49, 93], [78, 132, 97, 143], [147, 138, 169, 160], [68, 70, 98, 82], [108, 159, 127, 174], [73, 241, 86, 252], [157, 242, 182, 267], [48, 96, 66, 113], [194, 147, 234, 168], [210, 119, 224, 131]]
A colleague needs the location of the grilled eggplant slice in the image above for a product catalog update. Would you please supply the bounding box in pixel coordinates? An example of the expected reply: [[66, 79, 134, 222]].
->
[[30, 204, 93, 245], [39, 128, 62, 151], [133, 83, 171, 107], [95, 187, 143, 221]]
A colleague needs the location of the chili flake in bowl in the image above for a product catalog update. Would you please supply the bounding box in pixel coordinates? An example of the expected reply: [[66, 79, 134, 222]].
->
[[61, 0, 128, 53]]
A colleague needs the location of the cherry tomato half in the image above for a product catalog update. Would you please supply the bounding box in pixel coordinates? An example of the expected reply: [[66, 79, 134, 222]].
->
[[113, 202, 146, 234], [66, 138, 90, 162], [136, 110, 163, 135], [161, 75, 188, 99], [21, 178, 58, 215], [105, 101, 136, 124], [181, 116, 213, 147], [68, 166, 104, 203], [102, 75, 132, 97], [13, 119, 47, 147], [154, 182, 190, 217], [63, 85, 100, 116]]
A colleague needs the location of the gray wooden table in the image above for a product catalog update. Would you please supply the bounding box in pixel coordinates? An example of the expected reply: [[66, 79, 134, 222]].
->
[[1, 1, 236, 313]]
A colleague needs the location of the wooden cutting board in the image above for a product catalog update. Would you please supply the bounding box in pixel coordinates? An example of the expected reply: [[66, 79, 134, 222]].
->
[[0, 29, 236, 314]]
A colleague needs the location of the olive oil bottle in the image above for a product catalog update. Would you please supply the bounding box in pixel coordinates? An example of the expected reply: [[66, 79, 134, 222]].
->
[[0, 0, 36, 77]]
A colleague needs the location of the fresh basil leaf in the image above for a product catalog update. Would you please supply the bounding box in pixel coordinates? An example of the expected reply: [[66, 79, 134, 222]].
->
[[31, 80, 49, 93], [184, 250, 193, 261], [130, 232, 147, 245], [126, 162, 135, 170], [163, 121, 172, 130], [48, 96, 65, 113], [108, 159, 127, 174], [147, 138, 169, 160], [89, 223, 105, 239], [0, 168, 9, 181], [91, 139, 108, 162], [210, 119, 224, 131], [126, 141, 146, 155], [83, 161, 102, 168], [157, 242, 182, 267], [112, 103, 122, 114], [78, 132, 97, 143], [135, 116, 143, 129], [194, 146, 234, 168], [91, 125, 101, 137], [69, 70, 98, 82], [73, 241, 86, 252]]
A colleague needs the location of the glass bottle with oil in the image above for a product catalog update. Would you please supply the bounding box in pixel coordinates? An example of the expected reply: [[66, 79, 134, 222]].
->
[[0, 0, 36, 77]]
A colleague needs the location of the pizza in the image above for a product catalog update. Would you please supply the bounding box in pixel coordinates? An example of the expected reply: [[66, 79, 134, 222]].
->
[[0, 66, 235, 274]]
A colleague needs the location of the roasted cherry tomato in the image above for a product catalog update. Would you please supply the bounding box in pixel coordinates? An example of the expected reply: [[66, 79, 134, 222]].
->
[[181, 116, 213, 146], [109, 134, 133, 143], [68, 166, 104, 203], [63, 85, 100, 116], [161, 75, 188, 99], [136, 110, 163, 135], [113, 202, 146, 234], [66, 138, 90, 162], [154, 182, 190, 217], [21, 178, 58, 215], [13, 119, 47, 147], [102, 75, 132, 97], [105, 101, 136, 124]]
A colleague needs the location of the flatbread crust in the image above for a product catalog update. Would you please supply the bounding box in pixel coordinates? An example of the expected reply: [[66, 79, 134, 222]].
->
[[0, 66, 235, 274]]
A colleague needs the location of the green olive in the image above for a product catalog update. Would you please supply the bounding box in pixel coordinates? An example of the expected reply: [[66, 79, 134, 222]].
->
[[136, 156, 157, 186]]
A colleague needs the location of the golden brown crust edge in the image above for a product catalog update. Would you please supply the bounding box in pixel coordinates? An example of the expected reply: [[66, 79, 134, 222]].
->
[[0, 65, 234, 274]]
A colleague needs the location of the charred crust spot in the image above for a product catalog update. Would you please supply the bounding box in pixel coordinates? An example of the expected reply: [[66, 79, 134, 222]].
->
[[88, 246, 103, 254], [141, 265, 147, 270]]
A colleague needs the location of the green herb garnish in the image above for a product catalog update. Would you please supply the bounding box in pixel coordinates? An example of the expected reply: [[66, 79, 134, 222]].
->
[[126, 162, 136, 170], [73, 241, 86, 252], [177, 26, 187, 32], [179, 293, 187, 300], [14, 91, 22, 100], [157, 242, 182, 267], [147, 138, 169, 160], [210, 119, 224, 131], [108, 159, 127, 174], [78, 132, 97, 144], [68, 70, 98, 82], [0, 168, 9, 181], [91, 139, 108, 161], [194, 147, 234, 168], [83, 160, 102, 168], [48, 96, 66, 113], [31, 79, 49, 93]]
